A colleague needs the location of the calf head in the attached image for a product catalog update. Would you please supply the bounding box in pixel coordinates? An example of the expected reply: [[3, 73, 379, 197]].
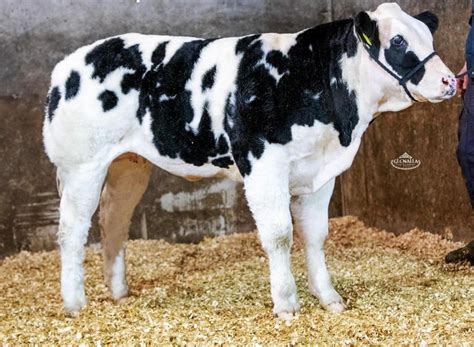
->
[[355, 3, 455, 106]]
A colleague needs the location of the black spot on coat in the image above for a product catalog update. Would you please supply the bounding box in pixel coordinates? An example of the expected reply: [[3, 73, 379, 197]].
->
[[201, 66, 216, 91], [65, 71, 80, 100], [98, 90, 118, 112], [384, 44, 425, 85], [211, 156, 234, 168], [85, 37, 146, 94], [136, 41, 169, 122], [216, 135, 229, 154], [266, 51, 289, 75], [151, 41, 168, 65], [235, 34, 261, 54], [47, 87, 61, 121]]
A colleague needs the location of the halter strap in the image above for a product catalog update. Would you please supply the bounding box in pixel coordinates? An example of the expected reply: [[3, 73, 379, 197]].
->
[[361, 39, 437, 102]]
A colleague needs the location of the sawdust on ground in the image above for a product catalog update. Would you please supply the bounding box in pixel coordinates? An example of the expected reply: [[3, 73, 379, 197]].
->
[[0, 216, 473, 345]]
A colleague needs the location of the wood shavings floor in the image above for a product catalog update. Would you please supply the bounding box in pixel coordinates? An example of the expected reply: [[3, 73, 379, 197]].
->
[[1, 216, 473, 345]]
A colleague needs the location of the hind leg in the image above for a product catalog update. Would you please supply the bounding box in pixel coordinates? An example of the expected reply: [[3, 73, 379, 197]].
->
[[99, 153, 152, 300], [57, 164, 108, 315]]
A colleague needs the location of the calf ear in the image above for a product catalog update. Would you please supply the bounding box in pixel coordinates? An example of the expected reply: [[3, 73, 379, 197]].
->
[[414, 11, 439, 34], [354, 11, 380, 47]]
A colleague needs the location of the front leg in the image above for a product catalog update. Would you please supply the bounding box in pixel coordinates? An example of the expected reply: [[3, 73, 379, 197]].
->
[[291, 178, 346, 313], [243, 146, 299, 319]]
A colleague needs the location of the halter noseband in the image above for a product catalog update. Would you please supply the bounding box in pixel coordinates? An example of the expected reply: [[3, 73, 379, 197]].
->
[[359, 34, 437, 102]]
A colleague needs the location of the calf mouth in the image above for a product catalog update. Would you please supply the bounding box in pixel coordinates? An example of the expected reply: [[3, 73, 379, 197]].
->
[[425, 87, 457, 103]]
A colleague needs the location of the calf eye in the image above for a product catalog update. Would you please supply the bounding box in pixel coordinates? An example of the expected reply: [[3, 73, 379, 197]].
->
[[391, 35, 406, 47]]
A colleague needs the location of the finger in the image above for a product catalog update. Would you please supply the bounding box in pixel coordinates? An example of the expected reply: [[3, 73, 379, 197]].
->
[[457, 79, 464, 93]]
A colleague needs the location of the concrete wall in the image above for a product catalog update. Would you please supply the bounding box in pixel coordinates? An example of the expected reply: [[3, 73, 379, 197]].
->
[[0, 0, 472, 256], [337, 0, 474, 242], [0, 0, 340, 256]]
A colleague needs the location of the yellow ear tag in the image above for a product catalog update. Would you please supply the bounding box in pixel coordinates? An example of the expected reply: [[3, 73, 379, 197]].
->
[[362, 33, 372, 46]]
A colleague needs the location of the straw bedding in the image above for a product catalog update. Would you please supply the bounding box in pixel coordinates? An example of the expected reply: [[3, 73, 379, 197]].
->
[[0, 216, 473, 345]]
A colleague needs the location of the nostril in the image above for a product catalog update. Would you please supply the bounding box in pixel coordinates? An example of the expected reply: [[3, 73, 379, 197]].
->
[[442, 77, 449, 86]]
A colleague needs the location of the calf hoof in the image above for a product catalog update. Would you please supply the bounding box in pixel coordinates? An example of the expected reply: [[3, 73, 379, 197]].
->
[[109, 282, 129, 301], [323, 300, 346, 313], [277, 311, 299, 320], [62, 293, 86, 317], [273, 293, 300, 320], [312, 287, 346, 313], [64, 308, 81, 318], [111, 287, 129, 301]]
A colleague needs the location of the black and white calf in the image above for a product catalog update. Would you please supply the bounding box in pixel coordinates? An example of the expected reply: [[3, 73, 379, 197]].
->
[[43, 3, 455, 318]]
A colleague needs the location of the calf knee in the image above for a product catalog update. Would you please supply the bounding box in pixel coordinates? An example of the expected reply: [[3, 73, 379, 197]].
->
[[57, 216, 90, 250], [259, 220, 293, 252]]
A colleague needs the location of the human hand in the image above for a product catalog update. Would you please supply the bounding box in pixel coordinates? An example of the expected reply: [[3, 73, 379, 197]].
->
[[457, 62, 469, 94]]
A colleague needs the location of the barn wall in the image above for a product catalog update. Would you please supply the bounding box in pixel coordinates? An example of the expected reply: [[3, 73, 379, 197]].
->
[[336, 0, 474, 242], [0, 0, 471, 256], [0, 0, 340, 256]]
